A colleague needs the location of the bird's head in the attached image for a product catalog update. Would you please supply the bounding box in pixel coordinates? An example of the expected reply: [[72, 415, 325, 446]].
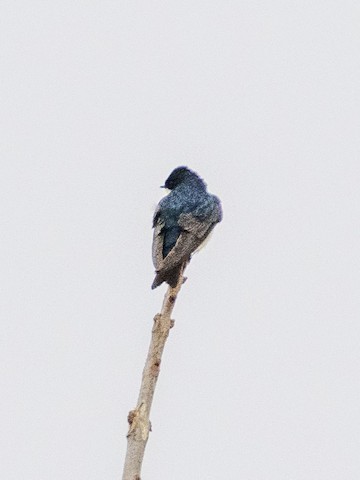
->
[[162, 166, 204, 190]]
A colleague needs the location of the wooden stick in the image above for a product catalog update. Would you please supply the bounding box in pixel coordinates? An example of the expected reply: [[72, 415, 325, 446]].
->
[[122, 266, 186, 480]]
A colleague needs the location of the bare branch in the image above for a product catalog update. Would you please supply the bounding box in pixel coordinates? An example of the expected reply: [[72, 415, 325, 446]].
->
[[122, 265, 186, 480]]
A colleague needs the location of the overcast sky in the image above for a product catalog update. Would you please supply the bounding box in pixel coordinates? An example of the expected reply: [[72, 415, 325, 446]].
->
[[1, 1, 360, 479]]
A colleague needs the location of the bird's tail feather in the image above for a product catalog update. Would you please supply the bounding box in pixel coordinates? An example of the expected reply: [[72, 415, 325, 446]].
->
[[151, 264, 183, 289]]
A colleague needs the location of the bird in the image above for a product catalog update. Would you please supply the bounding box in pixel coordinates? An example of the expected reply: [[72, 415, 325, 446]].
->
[[151, 166, 222, 289]]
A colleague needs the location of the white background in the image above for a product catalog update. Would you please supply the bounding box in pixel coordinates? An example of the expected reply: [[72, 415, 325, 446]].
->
[[1, 1, 359, 479]]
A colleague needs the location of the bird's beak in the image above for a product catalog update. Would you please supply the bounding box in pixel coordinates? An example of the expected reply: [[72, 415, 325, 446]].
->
[[160, 185, 166, 188]]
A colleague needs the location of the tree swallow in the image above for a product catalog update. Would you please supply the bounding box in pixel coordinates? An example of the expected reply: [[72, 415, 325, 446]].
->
[[151, 166, 222, 289]]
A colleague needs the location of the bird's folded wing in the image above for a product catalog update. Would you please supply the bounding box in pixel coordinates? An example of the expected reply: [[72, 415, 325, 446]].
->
[[178, 212, 214, 238], [179, 196, 222, 231], [155, 230, 204, 274], [152, 213, 165, 270], [153, 200, 222, 274], [155, 212, 215, 274]]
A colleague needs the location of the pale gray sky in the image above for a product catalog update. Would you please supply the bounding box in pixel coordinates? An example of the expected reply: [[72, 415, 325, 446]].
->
[[1, 1, 360, 479]]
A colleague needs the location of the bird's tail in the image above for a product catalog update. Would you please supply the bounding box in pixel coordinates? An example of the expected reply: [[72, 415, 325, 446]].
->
[[151, 264, 183, 289]]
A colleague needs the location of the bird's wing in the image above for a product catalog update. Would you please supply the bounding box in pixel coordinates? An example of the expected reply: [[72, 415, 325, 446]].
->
[[178, 196, 222, 237], [154, 211, 215, 274], [178, 212, 214, 238], [153, 197, 222, 275], [155, 229, 203, 274], [152, 206, 165, 270]]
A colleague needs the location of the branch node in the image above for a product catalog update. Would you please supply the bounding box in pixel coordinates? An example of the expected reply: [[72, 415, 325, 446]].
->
[[151, 358, 161, 376], [127, 409, 137, 426]]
